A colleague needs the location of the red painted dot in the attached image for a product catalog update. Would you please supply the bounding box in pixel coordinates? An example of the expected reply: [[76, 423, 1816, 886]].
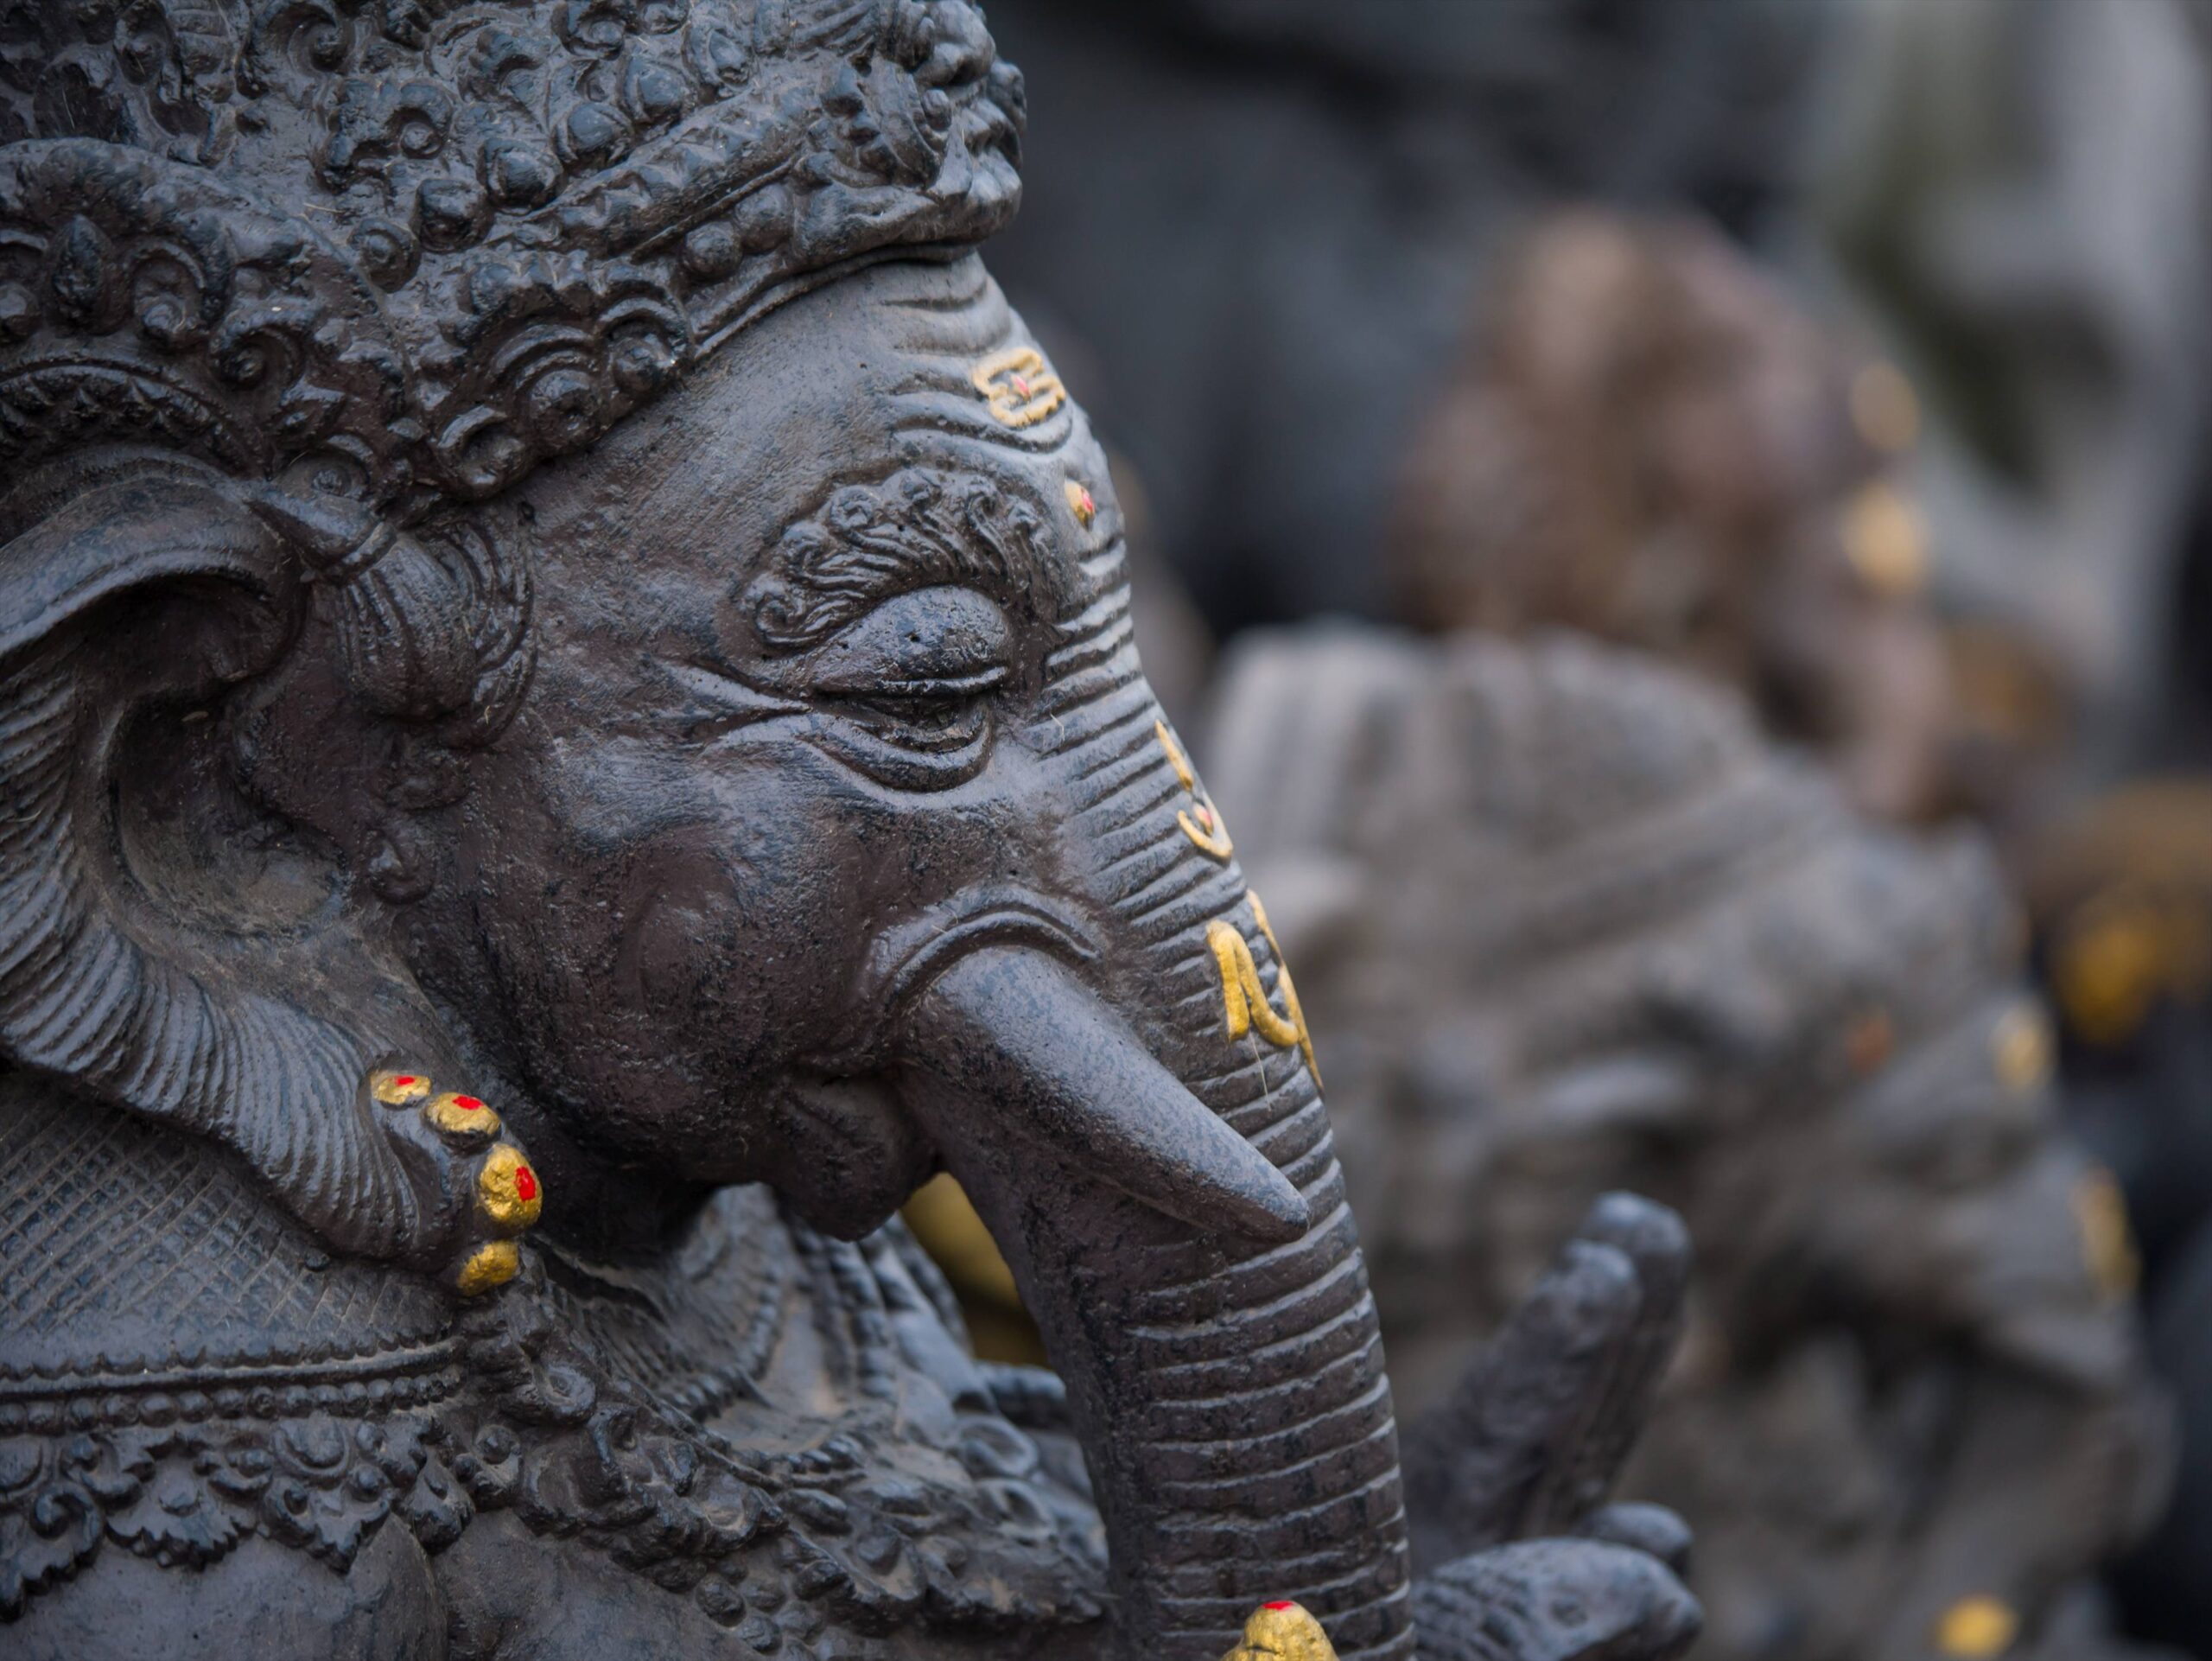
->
[[392, 1075, 419, 1087], [452, 1095, 486, 1112], [1011, 374, 1032, 397], [515, 1165, 538, 1203], [1265, 1601, 1296, 1611]]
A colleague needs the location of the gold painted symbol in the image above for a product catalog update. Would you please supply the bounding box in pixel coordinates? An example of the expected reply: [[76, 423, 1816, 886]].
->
[[970, 345, 1065, 429], [1208, 891, 1319, 1085], [1156, 719, 1235, 861], [1221, 1601, 1338, 1661]]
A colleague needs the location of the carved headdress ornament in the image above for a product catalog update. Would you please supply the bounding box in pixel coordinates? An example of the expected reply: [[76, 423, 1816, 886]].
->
[[0, 0, 1023, 514]]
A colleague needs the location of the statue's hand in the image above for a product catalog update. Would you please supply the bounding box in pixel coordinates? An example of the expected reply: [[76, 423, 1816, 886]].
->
[[1402, 1193, 1700, 1661], [1409, 1539, 1700, 1661]]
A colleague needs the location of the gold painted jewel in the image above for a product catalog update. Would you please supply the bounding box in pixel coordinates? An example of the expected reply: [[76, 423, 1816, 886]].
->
[[1221, 1600, 1338, 1661], [1155, 719, 1235, 861], [969, 345, 1065, 429], [1064, 477, 1097, 528]]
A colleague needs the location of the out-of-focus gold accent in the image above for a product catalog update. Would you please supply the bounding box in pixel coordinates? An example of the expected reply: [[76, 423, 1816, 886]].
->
[[1209, 891, 1320, 1085], [1989, 1003, 2052, 1096], [371, 1069, 432, 1107], [1845, 1009, 1896, 1075], [426, 1090, 501, 1144], [1842, 480, 1929, 601], [2056, 902, 2165, 1047], [1851, 361, 1921, 455], [969, 345, 1065, 428], [477, 1143, 543, 1231], [455, 1239, 520, 1296], [2050, 882, 2212, 1049], [905, 1174, 1020, 1309], [1220, 1601, 1338, 1661], [2073, 1167, 2142, 1304], [901, 1174, 1044, 1365], [1934, 1594, 2018, 1658]]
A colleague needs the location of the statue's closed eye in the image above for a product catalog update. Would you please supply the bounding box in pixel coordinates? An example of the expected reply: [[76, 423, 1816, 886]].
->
[[808, 585, 1011, 755]]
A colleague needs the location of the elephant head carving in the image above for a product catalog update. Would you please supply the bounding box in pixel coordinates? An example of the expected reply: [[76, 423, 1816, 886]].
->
[[0, 6, 1695, 1659]]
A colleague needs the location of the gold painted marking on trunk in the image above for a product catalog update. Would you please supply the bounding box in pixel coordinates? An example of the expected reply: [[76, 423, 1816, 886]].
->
[[1208, 890, 1320, 1086], [1156, 719, 1236, 860], [1154, 719, 1197, 789], [1221, 1601, 1338, 1660], [1179, 805, 1235, 860]]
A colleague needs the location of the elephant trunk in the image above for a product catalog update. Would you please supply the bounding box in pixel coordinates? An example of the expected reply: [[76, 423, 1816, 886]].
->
[[895, 671, 1416, 1658]]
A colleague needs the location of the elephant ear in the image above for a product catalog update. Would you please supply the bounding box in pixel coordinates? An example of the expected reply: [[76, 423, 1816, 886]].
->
[[0, 469, 438, 1259]]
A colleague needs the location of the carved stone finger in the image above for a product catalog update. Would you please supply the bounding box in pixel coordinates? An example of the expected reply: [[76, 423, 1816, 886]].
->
[[1410, 1539, 1701, 1661], [365, 1068, 543, 1295], [1522, 1194, 1693, 1534], [1573, 1503, 1694, 1578], [1403, 1238, 1641, 1564]]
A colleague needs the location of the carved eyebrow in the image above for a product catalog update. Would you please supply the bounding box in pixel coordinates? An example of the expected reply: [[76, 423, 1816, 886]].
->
[[746, 465, 1071, 655]]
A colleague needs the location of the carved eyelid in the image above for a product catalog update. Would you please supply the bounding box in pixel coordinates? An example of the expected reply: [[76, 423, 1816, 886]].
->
[[806, 585, 1013, 698], [664, 660, 804, 720]]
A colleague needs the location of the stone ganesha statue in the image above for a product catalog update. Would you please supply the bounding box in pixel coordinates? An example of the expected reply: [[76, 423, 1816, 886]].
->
[[1203, 624, 2174, 1661], [0, 4, 1699, 1659]]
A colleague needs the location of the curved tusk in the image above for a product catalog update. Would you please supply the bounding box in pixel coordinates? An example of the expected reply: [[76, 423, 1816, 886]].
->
[[899, 945, 1309, 1245]]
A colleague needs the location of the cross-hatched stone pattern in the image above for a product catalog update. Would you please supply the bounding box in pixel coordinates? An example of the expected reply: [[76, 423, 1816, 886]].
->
[[0, 1074, 445, 1379]]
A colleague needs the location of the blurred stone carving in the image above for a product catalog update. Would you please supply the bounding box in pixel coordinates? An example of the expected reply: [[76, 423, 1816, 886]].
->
[[1205, 624, 2177, 1661], [1389, 210, 1980, 826]]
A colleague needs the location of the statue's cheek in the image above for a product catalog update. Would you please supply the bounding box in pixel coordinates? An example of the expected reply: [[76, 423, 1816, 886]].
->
[[611, 837, 760, 1018]]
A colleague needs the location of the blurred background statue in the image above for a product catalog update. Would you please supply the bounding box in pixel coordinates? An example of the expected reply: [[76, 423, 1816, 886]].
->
[[1204, 626, 2172, 1661]]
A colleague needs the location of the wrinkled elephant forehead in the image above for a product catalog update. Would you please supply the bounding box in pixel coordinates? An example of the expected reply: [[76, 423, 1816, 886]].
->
[[862, 258, 1127, 623]]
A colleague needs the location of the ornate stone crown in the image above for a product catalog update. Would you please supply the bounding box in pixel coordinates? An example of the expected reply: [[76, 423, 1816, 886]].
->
[[0, 0, 1023, 516]]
